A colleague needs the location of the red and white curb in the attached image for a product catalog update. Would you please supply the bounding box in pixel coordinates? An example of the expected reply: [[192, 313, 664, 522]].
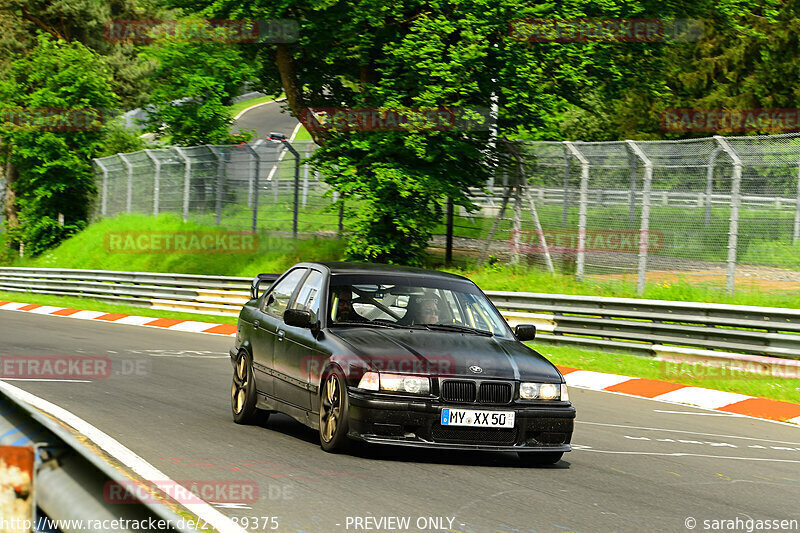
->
[[2, 300, 798, 427], [557, 366, 800, 427], [0, 301, 236, 337]]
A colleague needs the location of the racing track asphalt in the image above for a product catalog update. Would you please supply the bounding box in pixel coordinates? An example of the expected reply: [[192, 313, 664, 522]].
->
[[1, 309, 799, 533], [233, 100, 300, 141]]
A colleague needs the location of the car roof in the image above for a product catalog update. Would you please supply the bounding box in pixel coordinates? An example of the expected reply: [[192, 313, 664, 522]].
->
[[300, 261, 473, 283]]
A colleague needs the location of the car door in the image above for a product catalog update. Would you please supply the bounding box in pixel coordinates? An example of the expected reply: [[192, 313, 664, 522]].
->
[[253, 268, 308, 398], [273, 269, 326, 411]]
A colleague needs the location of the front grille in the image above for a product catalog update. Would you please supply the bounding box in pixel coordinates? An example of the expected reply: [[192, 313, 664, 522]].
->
[[478, 382, 512, 404], [431, 426, 518, 445], [441, 380, 476, 403]]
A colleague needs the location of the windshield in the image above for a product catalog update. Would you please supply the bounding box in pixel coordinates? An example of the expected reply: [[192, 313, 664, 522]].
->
[[328, 274, 511, 337]]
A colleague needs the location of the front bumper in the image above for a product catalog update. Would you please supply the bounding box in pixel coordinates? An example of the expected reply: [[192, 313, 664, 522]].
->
[[347, 390, 575, 452]]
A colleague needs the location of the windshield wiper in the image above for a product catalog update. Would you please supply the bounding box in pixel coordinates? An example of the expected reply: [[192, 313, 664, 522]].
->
[[421, 324, 494, 336]]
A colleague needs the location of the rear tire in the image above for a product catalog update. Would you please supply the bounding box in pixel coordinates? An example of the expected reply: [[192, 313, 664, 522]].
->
[[517, 451, 564, 466], [232, 350, 269, 425], [319, 370, 351, 453]]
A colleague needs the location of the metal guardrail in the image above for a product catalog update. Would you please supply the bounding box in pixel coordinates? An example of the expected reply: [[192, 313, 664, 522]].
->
[[1, 267, 799, 361], [0, 385, 192, 533]]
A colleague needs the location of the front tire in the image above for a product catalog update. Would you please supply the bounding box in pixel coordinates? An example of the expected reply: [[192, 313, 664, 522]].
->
[[319, 370, 351, 453], [231, 350, 268, 425], [517, 451, 564, 466]]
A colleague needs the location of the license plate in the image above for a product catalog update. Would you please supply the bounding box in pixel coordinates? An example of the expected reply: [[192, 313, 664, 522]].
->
[[440, 408, 515, 428]]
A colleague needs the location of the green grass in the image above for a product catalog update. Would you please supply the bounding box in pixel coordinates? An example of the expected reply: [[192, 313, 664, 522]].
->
[[229, 95, 279, 117], [11, 213, 346, 276], [293, 125, 313, 141], [441, 263, 800, 309], [535, 344, 800, 404], [0, 290, 237, 325]]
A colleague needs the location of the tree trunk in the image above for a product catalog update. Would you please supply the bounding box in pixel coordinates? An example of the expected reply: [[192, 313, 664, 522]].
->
[[274, 44, 326, 146], [3, 156, 20, 239]]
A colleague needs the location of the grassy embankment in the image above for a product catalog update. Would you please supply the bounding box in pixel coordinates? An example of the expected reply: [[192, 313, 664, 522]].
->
[[1, 213, 799, 404]]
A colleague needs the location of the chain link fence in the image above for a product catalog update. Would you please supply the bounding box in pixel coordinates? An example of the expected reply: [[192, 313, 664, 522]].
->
[[93, 133, 800, 294]]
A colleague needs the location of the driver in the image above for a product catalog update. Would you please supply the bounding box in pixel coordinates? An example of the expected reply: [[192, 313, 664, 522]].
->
[[333, 287, 366, 323], [406, 296, 440, 325]]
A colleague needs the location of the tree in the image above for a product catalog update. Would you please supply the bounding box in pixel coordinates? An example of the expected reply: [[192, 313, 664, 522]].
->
[[0, 0, 159, 252], [0, 35, 118, 255], [142, 24, 256, 145]]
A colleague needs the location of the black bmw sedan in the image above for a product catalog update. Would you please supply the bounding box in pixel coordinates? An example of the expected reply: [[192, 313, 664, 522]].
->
[[230, 262, 575, 464]]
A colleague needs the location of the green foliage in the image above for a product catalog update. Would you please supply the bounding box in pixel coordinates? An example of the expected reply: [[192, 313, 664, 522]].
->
[[22, 213, 346, 276], [96, 119, 148, 157], [0, 35, 118, 254], [142, 22, 257, 145]]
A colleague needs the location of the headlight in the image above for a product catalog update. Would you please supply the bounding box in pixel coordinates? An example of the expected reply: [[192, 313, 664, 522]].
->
[[519, 382, 564, 400], [357, 372, 430, 395]]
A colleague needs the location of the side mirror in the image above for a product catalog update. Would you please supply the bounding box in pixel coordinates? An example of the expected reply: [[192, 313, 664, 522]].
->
[[284, 308, 315, 329], [515, 324, 536, 342]]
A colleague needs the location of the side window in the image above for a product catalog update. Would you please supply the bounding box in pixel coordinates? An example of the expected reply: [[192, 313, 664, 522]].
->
[[262, 269, 307, 317], [290, 270, 324, 319]]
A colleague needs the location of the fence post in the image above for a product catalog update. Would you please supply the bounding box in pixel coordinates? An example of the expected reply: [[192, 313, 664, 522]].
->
[[174, 147, 191, 222], [564, 142, 589, 282], [627, 141, 653, 295], [628, 147, 637, 225], [144, 150, 161, 216], [794, 164, 800, 245], [119, 153, 133, 214], [241, 143, 261, 233], [714, 136, 742, 295], [94, 159, 109, 218], [208, 146, 225, 226], [705, 146, 722, 226], [511, 186, 522, 264], [302, 147, 311, 208]]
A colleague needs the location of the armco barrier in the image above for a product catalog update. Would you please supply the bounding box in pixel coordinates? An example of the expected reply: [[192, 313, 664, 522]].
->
[[2, 267, 799, 361]]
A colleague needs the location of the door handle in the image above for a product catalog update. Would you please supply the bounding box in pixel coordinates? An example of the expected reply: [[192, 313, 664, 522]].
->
[[278, 330, 285, 341], [253, 320, 260, 329]]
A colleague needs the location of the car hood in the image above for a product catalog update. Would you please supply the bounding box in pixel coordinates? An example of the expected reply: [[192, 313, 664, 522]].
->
[[328, 327, 562, 382]]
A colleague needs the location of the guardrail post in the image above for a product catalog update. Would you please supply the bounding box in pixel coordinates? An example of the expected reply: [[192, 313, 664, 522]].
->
[[794, 164, 800, 245], [208, 146, 225, 226], [705, 146, 722, 227], [93, 159, 109, 217], [241, 143, 261, 233], [144, 150, 161, 216], [564, 142, 589, 282], [174, 147, 191, 222], [627, 141, 653, 295], [118, 153, 133, 214], [715, 136, 742, 295]]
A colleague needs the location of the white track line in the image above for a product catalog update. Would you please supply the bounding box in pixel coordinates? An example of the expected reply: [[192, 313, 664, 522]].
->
[[0, 381, 246, 533]]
